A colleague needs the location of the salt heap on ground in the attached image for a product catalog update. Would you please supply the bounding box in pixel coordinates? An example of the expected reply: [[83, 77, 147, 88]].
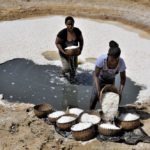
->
[[80, 113, 100, 125]]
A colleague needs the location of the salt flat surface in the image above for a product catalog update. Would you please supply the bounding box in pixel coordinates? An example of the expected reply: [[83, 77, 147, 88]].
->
[[0, 15, 150, 103]]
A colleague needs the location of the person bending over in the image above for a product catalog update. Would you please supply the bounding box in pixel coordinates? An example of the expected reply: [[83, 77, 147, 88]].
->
[[90, 41, 126, 110]]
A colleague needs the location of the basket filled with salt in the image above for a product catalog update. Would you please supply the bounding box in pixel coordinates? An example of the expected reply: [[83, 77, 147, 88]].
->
[[71, 122, 96, 141], [68, 108, 84, 117], [98, 123, 121, 136], [65, 46, 80, 56], [116, 113, 140, 130], [100, 85, 120, 122], [56, 114, 78, 131], [48, 111, 65, 124]]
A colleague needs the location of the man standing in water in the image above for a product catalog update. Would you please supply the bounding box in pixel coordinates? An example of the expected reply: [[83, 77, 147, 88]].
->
[[55, 16, 84, 83], [90, 41, 126, 109]]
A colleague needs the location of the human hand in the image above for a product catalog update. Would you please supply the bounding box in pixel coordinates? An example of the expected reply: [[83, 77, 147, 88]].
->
[[65, 50, 73, 56]]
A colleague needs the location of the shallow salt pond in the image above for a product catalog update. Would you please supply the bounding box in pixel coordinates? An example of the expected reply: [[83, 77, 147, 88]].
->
[[0, 15, 150, 109]]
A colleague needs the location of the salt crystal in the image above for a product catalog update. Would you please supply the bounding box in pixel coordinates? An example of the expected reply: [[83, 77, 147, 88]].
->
[[57, 116, 76, 123], [48, 111, 65, 118], [71, 122, 92, 131]]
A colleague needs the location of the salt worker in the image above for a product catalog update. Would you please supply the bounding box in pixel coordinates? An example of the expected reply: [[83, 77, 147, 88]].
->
[[55, 16, 84, 83], [90, 41, 126, 109]]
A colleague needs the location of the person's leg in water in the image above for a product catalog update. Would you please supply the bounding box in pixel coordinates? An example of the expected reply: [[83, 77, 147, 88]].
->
[[60, 56, 70, 77], [69, 56, 78, 83], [89, 84, 99, 110]]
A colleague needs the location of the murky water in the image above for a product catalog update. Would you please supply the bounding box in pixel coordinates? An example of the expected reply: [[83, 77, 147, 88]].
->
[[0, 15, 149, 109], [0, 58, 141, 110]]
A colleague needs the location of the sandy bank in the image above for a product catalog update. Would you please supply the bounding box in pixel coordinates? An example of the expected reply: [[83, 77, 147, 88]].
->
[[0, 0, 150, 34]]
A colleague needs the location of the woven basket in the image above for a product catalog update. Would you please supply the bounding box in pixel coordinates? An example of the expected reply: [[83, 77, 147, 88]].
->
[[98, 124, 121, 136], [48, 111, 65, 124], [65, 47, 80, 56], [100, 84, 119, 102], [100, 85, 120, 122], [34, 103, 53, 118], [56, 114, 78, 131], [71, 124, 96, 141], [116, 118, 140, 130]]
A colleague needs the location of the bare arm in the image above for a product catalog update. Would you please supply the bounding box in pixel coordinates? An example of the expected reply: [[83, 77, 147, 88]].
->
[[55, 37, 67, 55], [119, 71, 126, 96], [93, 66, 102, 97], [78, 34, 84, 54]]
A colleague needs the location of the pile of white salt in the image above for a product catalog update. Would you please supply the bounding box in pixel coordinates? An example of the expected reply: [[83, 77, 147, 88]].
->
[[80, 113, 100, 125], [48, 111, 65, 119], [71, 122, 92, 131], [118, 113, 140, 121], [57, 116, 76, 124], [102, 92, 119, 121], [69, 108, 84, 116], [99, 123, 120, 130]]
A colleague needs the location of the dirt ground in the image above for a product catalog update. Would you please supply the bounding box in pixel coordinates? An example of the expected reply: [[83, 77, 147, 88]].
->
[[0, 0, 150, 150], [0, 0, 150, 33]]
